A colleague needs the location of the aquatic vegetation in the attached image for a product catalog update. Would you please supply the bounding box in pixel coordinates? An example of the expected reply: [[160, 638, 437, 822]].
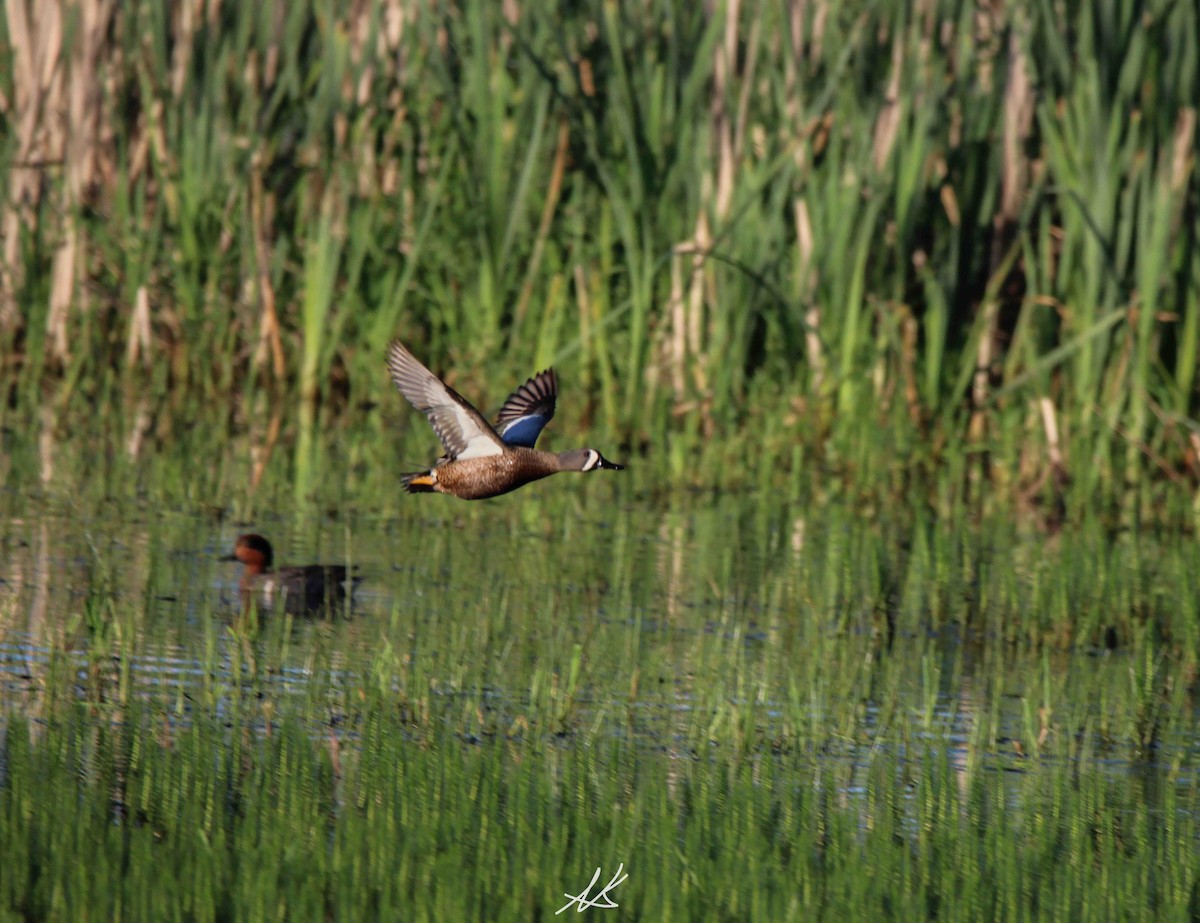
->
[[3, 700, 1197, 921], [1, 0, 1198, 918], [0, 0, 1196, 521], [2, 491, 1199, 919]]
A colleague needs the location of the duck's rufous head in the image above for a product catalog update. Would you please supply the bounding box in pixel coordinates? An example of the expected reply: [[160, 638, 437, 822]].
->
[[221, 533, 275, 574]]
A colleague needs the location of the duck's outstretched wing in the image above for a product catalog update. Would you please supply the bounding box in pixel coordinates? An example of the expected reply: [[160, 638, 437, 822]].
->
[[386, 340, 506, 459], [494, 369, 558, 447]]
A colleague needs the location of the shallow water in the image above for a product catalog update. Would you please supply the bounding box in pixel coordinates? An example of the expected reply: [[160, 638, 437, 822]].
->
[[4, 464, 1200, 920], [2, 490, 1195, 787]]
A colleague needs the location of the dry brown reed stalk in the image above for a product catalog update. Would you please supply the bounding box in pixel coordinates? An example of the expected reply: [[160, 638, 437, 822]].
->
[[169, 0, 202, 99], [125, 284, 152, 370], [784, 2, 802, 131], [574, 262, 592, 366], [125, 391, 152, 459], [48, 0, 116, 363], [1, 0, 65, 334], [784, 0, 829, 103], [970, 15, 1033, 489], [900, 307, 921, 425], [1188, 431, 1200, 481], [793, 198, 824, 391], [666, 245, 688, 401], [999, 26, 1034, 226], [871, 34, 903, 173], [30, 0, 206, 366], [249, 404, 283, 492], [1171, 107, 1196, 192], [513, 120, 570, 330], [785, 1, 825, 395], [347, 0, 409, 198], [1038, 395, 1064, 477], [250, 165, 287, 381], [663, 236, 715, 437], [665, 0, 756, 430], [710, 0, 738, 226]]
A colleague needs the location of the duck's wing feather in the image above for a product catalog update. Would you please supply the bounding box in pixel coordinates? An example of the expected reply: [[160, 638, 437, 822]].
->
[[494, 369, 558, 447], [386, 340, 506, 460]]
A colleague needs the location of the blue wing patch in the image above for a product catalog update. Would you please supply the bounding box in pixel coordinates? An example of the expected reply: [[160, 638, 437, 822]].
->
[[495, 369, 558, 448], [498, 414, 550, 447]]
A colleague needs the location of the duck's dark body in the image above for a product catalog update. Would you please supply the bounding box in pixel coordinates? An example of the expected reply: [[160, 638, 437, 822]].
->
[[222, 534, 355, 616]]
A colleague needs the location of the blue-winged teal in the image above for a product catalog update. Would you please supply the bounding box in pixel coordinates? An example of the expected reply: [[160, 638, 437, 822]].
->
[[221, 534, 356, 616], [386, 338, 624, 500]]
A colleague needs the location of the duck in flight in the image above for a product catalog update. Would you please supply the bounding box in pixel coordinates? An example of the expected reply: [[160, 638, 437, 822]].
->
[[386, 339, 624, 500]]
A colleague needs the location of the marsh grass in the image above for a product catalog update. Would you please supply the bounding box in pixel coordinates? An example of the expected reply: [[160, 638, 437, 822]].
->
[[2, 1, 1200, 917], [3, 660, 1198, 920], [1, 0, 1197, 521], [2, 473, 1200, 918]]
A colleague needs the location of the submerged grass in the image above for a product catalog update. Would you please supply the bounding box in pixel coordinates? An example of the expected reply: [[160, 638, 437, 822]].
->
[[2, 674, 1198, 920], [2, 477, 1200, 919]]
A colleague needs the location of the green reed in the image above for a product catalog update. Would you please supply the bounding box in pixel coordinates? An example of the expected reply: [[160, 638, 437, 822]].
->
[[2, 3, 1199, 914], [0, 0, 1196, 521]]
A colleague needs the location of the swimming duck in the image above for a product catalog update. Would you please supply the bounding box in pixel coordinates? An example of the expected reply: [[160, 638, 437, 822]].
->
[[222, 533, 355, 616], [386, 338, 624, 500]]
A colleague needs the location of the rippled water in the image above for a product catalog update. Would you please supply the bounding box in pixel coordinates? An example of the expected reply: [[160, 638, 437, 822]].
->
[[3, 494, 1195, 789]]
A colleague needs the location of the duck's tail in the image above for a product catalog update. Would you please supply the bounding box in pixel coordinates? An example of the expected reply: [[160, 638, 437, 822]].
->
[[401, 471, 437, 493]]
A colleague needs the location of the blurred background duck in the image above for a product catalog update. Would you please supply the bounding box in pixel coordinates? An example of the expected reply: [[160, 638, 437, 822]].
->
[[222, 533, 356, 616]]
